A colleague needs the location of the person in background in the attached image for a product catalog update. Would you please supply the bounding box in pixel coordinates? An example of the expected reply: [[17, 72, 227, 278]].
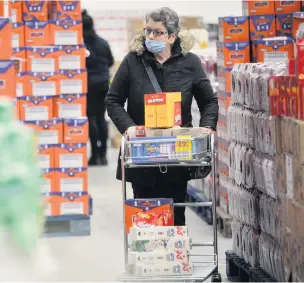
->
[[105, 7, 218, 225], [82, 10, 114, 166]]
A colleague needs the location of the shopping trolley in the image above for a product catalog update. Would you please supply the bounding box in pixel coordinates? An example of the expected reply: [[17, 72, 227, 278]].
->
[[118, 131, 221, 282]]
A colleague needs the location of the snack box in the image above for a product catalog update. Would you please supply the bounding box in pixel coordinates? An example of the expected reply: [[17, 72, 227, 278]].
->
[[242, 0, 275, 16], [276, 14, 293, 37], [257, 37, 294, 63], [19, 95, 53, 121], [23, 118, 63, 145], [131, 238, 191, 252], [216, 42, 250, 67], [12, 22, 25, 48], [249, 15, 276, 40], [275, 0, 301, 14], [54, 93, 87, 118], [25, 21, 50, 46], [26, 46, 59, 72], [26, 72, 58, 96], [43, 191, 89, 216], [54, 168, 88, 193], [22, 0, 48, 22], [293, 12, 304, 40], [58, 69, 87, 94], [125, 199, 174, 234], [54, 143, 88, 168], [0, 18, 12, 60], [129, 226, 188, 241], [63, 117, 88, 143], [0, 0, 12, 18], [133, 262, 193, 277], [11, 0, 22, 23], [57, 45, 86, 70], [218, 16, 249, 42], [49, 0, 82, 21], [41, 168, 56, 194], [128, 250, 188, 265], [0, 61, 16, 98], [39, 144, 55, 169], [49, 20, 83, 45]]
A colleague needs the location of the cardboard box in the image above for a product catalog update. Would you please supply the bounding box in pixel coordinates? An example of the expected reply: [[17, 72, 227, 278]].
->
[[125, 199, 174, 233], [26, 46, 59, 72], [216, 42, 250, 67], [49, 20, 83, 45], [144, 92, 181, 128], [218, 16, 249, 42], [27, 72, 58, 96], [292, 12, 304, 39], [39, 144, 55, 169], [275, 0, 301, 14], [12, 22, 25, 48], [25, 21, 50, 46], [12, 47, 26, 73], [54, 143, 88, 168], [44, 192, 89, 216], [16, 72, 30, 97], [0, 18, 12, 60], [54, 93, 86, 118], [49, 0, 82, 21], [58, 69, 87, 94], [257, 37, 294, 63], [63, 117, 88, 143], [0, 61, 16, 98], [242, 0, 275, 16], [57, 45, 86, 70], [54, 168, 88, 193], [276, 14, 293, 37], [41, 168, 56, 194], [249, 15, 276, 40], [22, 0, 48, 22], [23, 118, 63, 145], [11, 0, 22, 23], [19, 95, 53, 121]]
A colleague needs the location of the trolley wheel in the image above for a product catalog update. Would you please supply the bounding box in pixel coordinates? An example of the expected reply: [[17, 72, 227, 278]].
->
[[211, 273, 222, 282]]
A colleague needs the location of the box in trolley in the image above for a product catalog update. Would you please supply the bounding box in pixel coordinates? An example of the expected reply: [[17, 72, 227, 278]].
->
[[131, 238, 191, 252]]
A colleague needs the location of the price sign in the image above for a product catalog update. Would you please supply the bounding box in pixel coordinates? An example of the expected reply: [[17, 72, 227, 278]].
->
[[175, 136, 192, 160]]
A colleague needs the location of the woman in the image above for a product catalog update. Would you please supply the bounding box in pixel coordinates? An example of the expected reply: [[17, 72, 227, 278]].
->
[[105, 7, 218, 225]]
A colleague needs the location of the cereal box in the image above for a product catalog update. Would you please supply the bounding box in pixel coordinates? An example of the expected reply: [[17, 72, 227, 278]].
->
[[63, 117, 88, 143], [275, 0, 301, 14], [49, 20, 83, 45], [242, 0, 275, 16], [54, 143, 88, 168], [276, 14, 293, 36], [27, 72, 58, 96], [50, 0, 82, 21], [57, 45, 86, 70], [54, 93, 86, 118], [218, 16, 249, 42], [39, 144, 55, 169], [249, 15, 276, 40], [25, 21, 50, 46], [54, 168, 88, 193], [22, 0, 48, 22], [41, 168, 56, 194], [12, 22, 25, 48], [58, 69, 87, 94]]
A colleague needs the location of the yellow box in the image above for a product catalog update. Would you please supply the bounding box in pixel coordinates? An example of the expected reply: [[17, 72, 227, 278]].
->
[[144, 92, 182, 128]]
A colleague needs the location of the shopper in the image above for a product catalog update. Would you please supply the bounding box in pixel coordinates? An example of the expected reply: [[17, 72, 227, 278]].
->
[[82, 10, 114, 166], [105, 7, 218, 225]]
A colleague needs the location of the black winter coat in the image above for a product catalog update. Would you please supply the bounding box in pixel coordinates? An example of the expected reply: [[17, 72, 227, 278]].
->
[[105, 32, 219, 185]]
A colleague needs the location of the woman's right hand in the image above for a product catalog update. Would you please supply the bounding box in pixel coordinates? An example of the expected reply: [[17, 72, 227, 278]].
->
[[123, 126, 137, 137]]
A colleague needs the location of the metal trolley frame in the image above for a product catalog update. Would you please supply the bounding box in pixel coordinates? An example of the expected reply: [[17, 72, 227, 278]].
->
[[118, 133, 221, 283]]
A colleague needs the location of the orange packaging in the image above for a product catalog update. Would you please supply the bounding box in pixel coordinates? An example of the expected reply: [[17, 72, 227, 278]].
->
[[49, 0, 82, 21], [16, 72, 30, 97], [11, 0, 23, 23], [54, 143, 88, 168], [13, 98, 20, 120], [242, 0, 275, 16], [0, 61, 16, 98], [276, 14, 293, 36], [218, 16, 249, 42], [54, 168, 88, 193], [257, 37, 294, 63], [58, 69, 87, 94], [13, 47, 26, 73], [41, 169, 56, 194], [12, 22, 25, 48], [0, 18, 12, 60], [0, 0, 12, 17], [25, 21, 50, 46], [39, 144, 55, 169], [63, 118, 89, 143], [23, 118, 63, 145], [57, 45, 86, 70], [125, 199, 174, 233], [216, 42, 250, 67], [292, 12, 304, 39], [22, 0, 48, 22], [45, 192, 89, 216], [275, 0, 301, 14], [249, 15, 276, 40], [27, 72, 58, 96], [26, 46, 59, 72], [54, 93, 87, 118], [49, 20, 83, 45], [19, 95, 53, 121]]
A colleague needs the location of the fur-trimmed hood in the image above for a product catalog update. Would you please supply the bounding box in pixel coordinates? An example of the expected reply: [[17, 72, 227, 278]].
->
[[130, 30, 195, 56]]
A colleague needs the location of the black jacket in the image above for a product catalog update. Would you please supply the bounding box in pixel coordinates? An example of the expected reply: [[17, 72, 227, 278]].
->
[[105, 32, 219, 185], [84, 30, 114, 86]]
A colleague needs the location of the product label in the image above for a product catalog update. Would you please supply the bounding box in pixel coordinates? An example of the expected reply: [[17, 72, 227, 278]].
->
[[59, 104, 81, 118], [12, 33, 19, 48], [264, 52, 288, 62], [25, 106, 48, 121], [33, 82, 56, 96], [60, 80, 82, 94], [39, 154, 50, 169], [60, 154, 82, 168], [31, 58, 55, 73], [55, 31, 78, 45], [60, 202, 84, 215], [41, 179, 51, 193], [60, 178, 83, 192], [38, 130, 58, 145], [59, 55, 81, 70], [286, 155, 294, 199], [175, 136, 192, 160]]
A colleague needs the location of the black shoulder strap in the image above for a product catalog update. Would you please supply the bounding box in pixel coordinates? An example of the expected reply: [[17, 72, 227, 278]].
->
[[142, 58, 162, 93]]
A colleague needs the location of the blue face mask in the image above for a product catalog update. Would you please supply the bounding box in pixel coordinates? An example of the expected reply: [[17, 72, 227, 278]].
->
[[145, 38, 166, 54]]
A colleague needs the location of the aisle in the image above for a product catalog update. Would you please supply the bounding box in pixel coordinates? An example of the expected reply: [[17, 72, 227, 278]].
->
[[44, 149, 232, 282]]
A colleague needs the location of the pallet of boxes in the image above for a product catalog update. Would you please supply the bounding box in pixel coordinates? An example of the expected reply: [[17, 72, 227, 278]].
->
[[0, 0, 91, 236], [219, 0, 304, 282]]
